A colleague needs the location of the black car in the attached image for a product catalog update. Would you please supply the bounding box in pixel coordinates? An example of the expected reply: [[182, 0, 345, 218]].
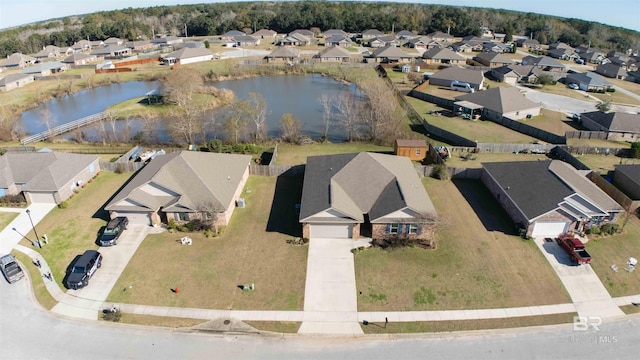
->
[[99, 217, 129, 246], [66, 250, 102, 290]]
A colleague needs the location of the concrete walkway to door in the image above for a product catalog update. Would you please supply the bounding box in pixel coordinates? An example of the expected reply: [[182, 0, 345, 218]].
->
[[298, 237, 371, 335]]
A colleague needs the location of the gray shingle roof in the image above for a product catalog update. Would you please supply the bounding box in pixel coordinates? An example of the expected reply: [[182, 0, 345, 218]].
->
[[429, 66, 484, 85], [521, 55, 565, 68], [474, 52, 513, 64], [581, 111, 640, 133], [105, 151, 251, 213], [316, 46, 351, 58], [566, 72, 611, 87], [0, 73, 33, 86], [299, 152, 435, 223], [266, 46, 300, 58], [422, 47, 464, 61], [614, 165, 640, 188], [371, 45, 411, 59], [163, 47, 212, 60], [456, 87, 539, 114]]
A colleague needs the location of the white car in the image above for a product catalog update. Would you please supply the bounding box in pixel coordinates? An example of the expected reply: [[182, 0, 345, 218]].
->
[[568, 83, 579, 90]]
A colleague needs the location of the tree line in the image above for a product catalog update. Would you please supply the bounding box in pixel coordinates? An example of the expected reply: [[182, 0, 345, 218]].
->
[[1, 1, 638, 58]]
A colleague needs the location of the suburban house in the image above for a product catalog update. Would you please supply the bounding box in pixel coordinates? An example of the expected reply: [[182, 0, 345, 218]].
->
[[90, 40, 105, 48], [71, 40, 92, 52], [22, 61, 68, 77], [514, 38, 540, 50], [314, 46, 351, 62], [233, 35, 260, 46], [361, 29, 385, 39], [33, 45, 65, 59], [455, 86, 541, 121], [162, 47, 214, 65], [0, 73, 35, 91], [221, 30, 245, 39], [0, 152, 100, 204], [265, 46, 300, 63], [449, 41, 477, 53], [181, 41, 205, 49], [299, 152, 437, 240], [595, 63, 629, 80], [90, 45, 131, 57], [323, 29, 348, 38], [368, 37, 388, 48], [612, 165, 640, 210], [427, 31, 454, 42], [491, 66, 522, 86], [151, 35, 183, 47], [104, 37, 125, 46], [290, 29, 315, 38], [325, 35, 352, 47], [252, 29, 277, 39], [371, 45, 412, 63], [396, 30, 416, 39], [521, 56, 566, 72], [547, 48, 578, 61], [421, 47, 465, 65], [581, 51, 607, 64], [473, 52, 514, 67], [565, 72, 612, 91], [607, 52, 637, 70], [481, 160, 623, 237], [482, 42, 512, 53], [394, 139, 427, 161], [104, 151, 251, 227], [404, 36, 433, 50], [579, 111, 640, 141], [549, 42, 574, 50], [0, 53, 37, 69], [278, 33, 311, 46], [126, 40, 155, 52], [63, 53, 98, 66], [428, 66, 485, 90]]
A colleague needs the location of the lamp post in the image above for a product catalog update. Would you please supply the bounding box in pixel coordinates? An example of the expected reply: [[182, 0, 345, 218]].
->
[[25, 209, 41, 248], [12, 227, 35, 246]]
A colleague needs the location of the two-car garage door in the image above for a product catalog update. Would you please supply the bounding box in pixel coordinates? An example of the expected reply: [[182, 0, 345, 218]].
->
[[309, 224, 352, 238], [531, 221, 570, 237], [27, 192, 57, 204]]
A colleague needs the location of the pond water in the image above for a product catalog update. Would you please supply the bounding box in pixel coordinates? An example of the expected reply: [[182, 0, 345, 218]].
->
[[19, 75, 363, 143]]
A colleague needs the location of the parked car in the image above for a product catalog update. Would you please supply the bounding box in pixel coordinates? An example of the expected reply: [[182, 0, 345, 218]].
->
[[556, 233, 592, 265], [568, 83, 579, 90], [99, 217, 129, 246], [0, 254, 25, 284], [65, 250, 102, 290]]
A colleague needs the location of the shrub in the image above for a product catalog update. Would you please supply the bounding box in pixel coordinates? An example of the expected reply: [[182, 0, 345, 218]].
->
[[631, 142, 640, 159], [606, 87, 615, 92], [102, 308, 122, 322], [58, 201, 69, 209], [600, 223, 619, 235], [432, 164, 450, 180], [167, 219, 177, 231], [587, 225, 600, 235]]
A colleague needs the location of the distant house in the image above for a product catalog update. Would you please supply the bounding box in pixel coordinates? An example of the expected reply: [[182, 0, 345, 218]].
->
[[278, 33, 311, 46], [325, 35, 352, 47], [482, 160, 623, 237], [22, 61, 68, 77], [104, 152, 251, 227], [581, 51, 607, 64], [612, 165, 640, 207], [565, 72, 612, 91], [62, 53, 98, 66], [361, 29, 385, 39], [579, 111, 640, 142], [181, 41, 205, 49], [71, 40, 92, 52], [521, 56, 566, 72], [253, 29, 277, 39], [427, 31, 454, 42], [265, 46, 300, 63], [547, 48, 578, 61], [371, 45, 412, 63], [221, 30, 246, 39], [0, 152, 100, 204], [90, 45, 131, 57], [428, 66, 484, 90], [0, 73, 35, 92], [482, 42, 512, 53], [421, 47, 465, 65], [455, 87, 541, 121], [395, 30, 416, 39], [394, 139, 427, 161], [290, 29, 315, 38], [233, 35, 260, 46], [299, 152, 437, 240], [473, 52, 514, 67], [490, 66, 522, 86], [449, 41, 476, 53], [404, 36, 434, 50], [161, 47, 213, 65], [323, 29, 347, 38], [33, 45, 62, 59], [151, 35, 183, 47], [0, 53, 37, 69], [514, 38, 540, 49], [104, 37, 125, 46], [548, 42, 574, 50], [90, 40, 105, 48], [595, 63, 628, 80], [368, 38, 387, 48], [314, 46, 351, 62], [126, 40, 154, 52]]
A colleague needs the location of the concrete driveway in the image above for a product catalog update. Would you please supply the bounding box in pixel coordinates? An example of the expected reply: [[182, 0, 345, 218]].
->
[[534, 237, 624, 320], [52, 224, 150, 319], [519, 85, 640, 116], [298, 237, 370, 335]]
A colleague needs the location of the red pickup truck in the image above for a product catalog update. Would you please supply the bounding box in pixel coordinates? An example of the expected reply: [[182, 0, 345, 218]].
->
[[556, 233, 592, 265]]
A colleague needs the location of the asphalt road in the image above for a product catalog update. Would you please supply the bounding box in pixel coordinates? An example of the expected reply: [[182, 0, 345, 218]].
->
[[2, 275, 640, 360]]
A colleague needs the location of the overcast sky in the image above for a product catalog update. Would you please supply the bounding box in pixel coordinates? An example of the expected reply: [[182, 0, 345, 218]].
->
[[1, 0, 639, 32]]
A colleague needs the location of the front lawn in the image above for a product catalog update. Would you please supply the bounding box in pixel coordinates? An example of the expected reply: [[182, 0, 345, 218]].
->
[[586, 215, 640, 297], [275, 143, 392, 165], [354, 178, 570, 311], [0, 212, 19, 231], [19, 171, 132, 290], [524, 109, 575, 136], [107, 175, 308, 310]]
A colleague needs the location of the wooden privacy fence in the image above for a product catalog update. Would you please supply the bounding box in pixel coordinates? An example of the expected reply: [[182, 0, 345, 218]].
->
[[99, 161, 145, 173], [249, 164, 304, 177], [95, 68, 132, 74], [587, 171, 638, 213], [550, 146, 591, 171], [414, 165, 482, 179], [476, 143, 555, 153], [566, 131, 608, 140], [20, 112, 111, 145], [488, 116, 566, 144]]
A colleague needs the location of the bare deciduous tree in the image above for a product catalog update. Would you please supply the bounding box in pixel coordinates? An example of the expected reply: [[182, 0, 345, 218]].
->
[[279, 113, 302, 143], [39, 107, 56, 140], [223, 102, 248, 144], [320, 94, 333, 141], [196, 201, 226, 235], [332, 93, 361, 142], [359, 78, 405, 144], [244, 92, 268, 143], [170, 103, 204, 145], [161, 68, 203, 106]]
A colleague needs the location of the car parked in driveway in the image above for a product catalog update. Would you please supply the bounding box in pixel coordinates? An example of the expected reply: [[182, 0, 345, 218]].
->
[[1, 254, 25, 284], [65, 250, 102, 290], [99, 217, 129, 246], [567, 83, 579, 90]]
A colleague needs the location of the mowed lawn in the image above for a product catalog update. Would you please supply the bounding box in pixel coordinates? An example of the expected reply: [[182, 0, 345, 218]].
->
[[19, 171, 132, 290], [275, 143, 392, 165], [355, 178, 570, 311], [524, 109, 575, 136], [107, 175, 308, 310], [587, 215, 640, 297], [0, 211, 19, 231]]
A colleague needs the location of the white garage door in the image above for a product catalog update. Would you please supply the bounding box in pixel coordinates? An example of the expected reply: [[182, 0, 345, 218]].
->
[[28, 192, 57, 204], [117, 212, 150, 226], [531, 222, 570, 237], [309, 224, 352, 238]]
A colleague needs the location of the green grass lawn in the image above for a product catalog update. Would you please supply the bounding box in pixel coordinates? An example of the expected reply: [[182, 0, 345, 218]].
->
[[107, 175, 308, 310], [19, 171, 133, 290], [442, 151, 549, 168], [0, 212, 19, 231], [591, 90, 640, 106], [524, 109, 575, 136], [275, 143, 392, 165], [354, 178, 570, 311], [12, 252, 57, 310], [586, 215, 640, 297], [570, 154, 640, 173]]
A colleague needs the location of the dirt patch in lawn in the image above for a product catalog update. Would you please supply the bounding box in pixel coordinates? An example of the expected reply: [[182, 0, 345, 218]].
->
[[355, 178, 570, 311], [107, 175, 308, 310]]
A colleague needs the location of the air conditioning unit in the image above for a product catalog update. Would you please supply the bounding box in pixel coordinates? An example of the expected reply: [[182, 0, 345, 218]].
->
[[236, 198, 245, 208]]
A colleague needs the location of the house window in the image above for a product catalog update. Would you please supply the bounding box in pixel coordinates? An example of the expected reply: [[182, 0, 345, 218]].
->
[[176, 212, 189, 221], [415, 149, 421, 156], [408, 224, 418, 234], [389, 223, 399, 234]]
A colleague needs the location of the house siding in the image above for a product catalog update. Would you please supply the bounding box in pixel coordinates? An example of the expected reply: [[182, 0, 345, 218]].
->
[[56, 158, 101, 203], [371, 223, 435, 241], [613, 171, 640, 200], [481, 169, 529, 229], [503, 107, 541, 120]]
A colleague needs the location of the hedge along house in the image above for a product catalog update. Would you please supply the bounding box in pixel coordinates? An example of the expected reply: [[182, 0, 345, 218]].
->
[[299, 152, 437, 240], [481, 160, 623, 237], [105, 151, 251, 227], [0, 152, 100, 204]]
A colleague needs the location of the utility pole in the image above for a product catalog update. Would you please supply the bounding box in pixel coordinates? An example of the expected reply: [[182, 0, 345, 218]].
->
[[184, 23, 187, 38]]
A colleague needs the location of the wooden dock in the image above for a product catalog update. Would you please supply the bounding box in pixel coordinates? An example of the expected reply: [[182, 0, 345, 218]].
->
[[20, 111, 110, 145]]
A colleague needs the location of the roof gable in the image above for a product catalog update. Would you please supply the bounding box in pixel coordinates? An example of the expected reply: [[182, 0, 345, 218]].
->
[[456, 87, 538, 114]]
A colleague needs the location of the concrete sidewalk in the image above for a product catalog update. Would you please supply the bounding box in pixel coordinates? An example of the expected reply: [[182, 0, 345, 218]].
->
[[0, 203, 56, 254]]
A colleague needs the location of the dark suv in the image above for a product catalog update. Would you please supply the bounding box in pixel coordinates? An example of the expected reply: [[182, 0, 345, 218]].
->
[[99, 217, 129, 246], [66, 250, 102, 290]]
